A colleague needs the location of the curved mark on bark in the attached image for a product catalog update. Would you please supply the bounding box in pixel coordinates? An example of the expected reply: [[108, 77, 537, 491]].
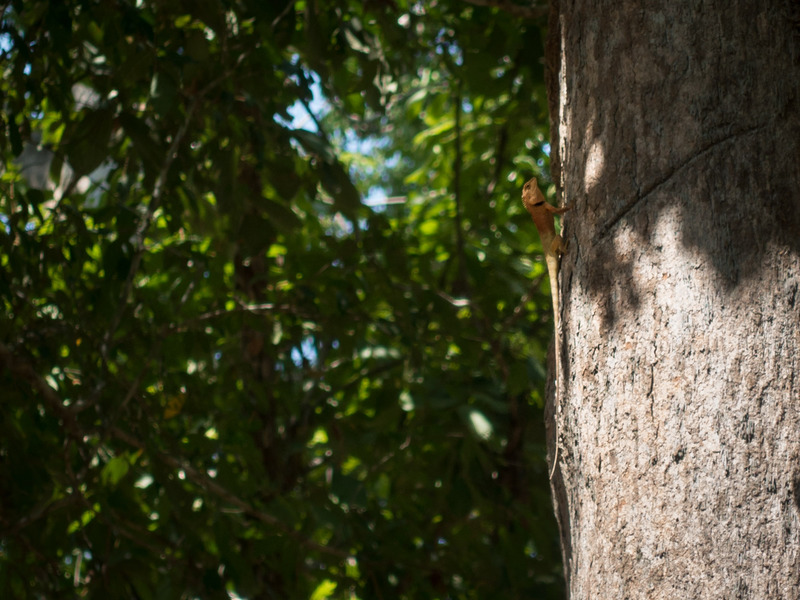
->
[[597, 124, 765, 239]]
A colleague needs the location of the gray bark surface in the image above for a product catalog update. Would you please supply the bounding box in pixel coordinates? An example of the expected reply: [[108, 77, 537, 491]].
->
[[545, 1, 800, 598]]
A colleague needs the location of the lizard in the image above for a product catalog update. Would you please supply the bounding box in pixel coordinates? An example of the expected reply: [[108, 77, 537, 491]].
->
[[521, 177, 571, 479]]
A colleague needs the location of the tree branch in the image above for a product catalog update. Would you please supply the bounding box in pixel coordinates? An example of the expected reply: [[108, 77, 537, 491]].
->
[[0, 341, 81, 440], [109, 426, 352, 559], [0, 340, 351, 561]]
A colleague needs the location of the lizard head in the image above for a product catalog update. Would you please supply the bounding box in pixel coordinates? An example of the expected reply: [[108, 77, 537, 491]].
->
[[521, 177, 545, 211], [522, 177, 537, 194]]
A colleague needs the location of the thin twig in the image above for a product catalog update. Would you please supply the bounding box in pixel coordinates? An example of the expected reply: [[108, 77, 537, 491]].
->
[[499, 272, 548, 333], [102, 52, 251, 361], [271, 0, 298, 30], [485, 123, 508, 200], [4, 496, 76, 536], [452, 79, 468, 290]]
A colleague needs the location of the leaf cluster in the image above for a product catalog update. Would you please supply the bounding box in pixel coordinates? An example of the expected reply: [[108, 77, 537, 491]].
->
[[0, 0, 562, 598]]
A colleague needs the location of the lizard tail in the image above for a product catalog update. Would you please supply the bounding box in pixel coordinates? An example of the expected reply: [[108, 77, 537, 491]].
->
[[547, 257, 562, 481]]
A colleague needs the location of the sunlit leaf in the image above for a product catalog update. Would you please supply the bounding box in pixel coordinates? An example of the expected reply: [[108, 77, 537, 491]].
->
[[310, 579, 337, 600]]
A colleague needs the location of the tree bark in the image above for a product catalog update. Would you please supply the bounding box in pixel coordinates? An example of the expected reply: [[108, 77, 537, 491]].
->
[[546, 1, 800, 598]]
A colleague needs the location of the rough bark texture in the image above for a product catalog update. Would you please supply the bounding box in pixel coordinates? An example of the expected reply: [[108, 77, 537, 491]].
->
[[546, 1, 800, 598]]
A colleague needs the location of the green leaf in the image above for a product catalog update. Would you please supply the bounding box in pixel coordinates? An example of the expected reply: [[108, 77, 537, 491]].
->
[[120, 112, 165, 174], [150, 71, 178, 115], [310, 579, 337, 600], [101, 453, 132, 487], [8, 112, 23, 156], [263, 198, 302, 230], [318, 161, 361, 216], [292, 129, 335, 162], [64, 108, 114, 176]]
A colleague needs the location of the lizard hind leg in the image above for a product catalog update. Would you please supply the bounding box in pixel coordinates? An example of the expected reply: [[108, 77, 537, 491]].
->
[[549, 234, 567, 256]]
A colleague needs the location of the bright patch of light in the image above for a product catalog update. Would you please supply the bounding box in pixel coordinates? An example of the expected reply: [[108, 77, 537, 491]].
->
[[134, 474, 154, 489]]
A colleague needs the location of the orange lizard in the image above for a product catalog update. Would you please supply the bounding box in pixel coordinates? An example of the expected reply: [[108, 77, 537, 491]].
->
[[521, 177, 571, 479]]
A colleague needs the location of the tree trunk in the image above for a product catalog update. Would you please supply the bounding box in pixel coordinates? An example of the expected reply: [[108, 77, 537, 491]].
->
[[545, 1, 800, 598]]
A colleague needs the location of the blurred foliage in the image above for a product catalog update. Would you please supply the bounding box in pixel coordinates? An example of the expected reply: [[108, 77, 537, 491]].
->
[[0, 0, 562, 598]]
